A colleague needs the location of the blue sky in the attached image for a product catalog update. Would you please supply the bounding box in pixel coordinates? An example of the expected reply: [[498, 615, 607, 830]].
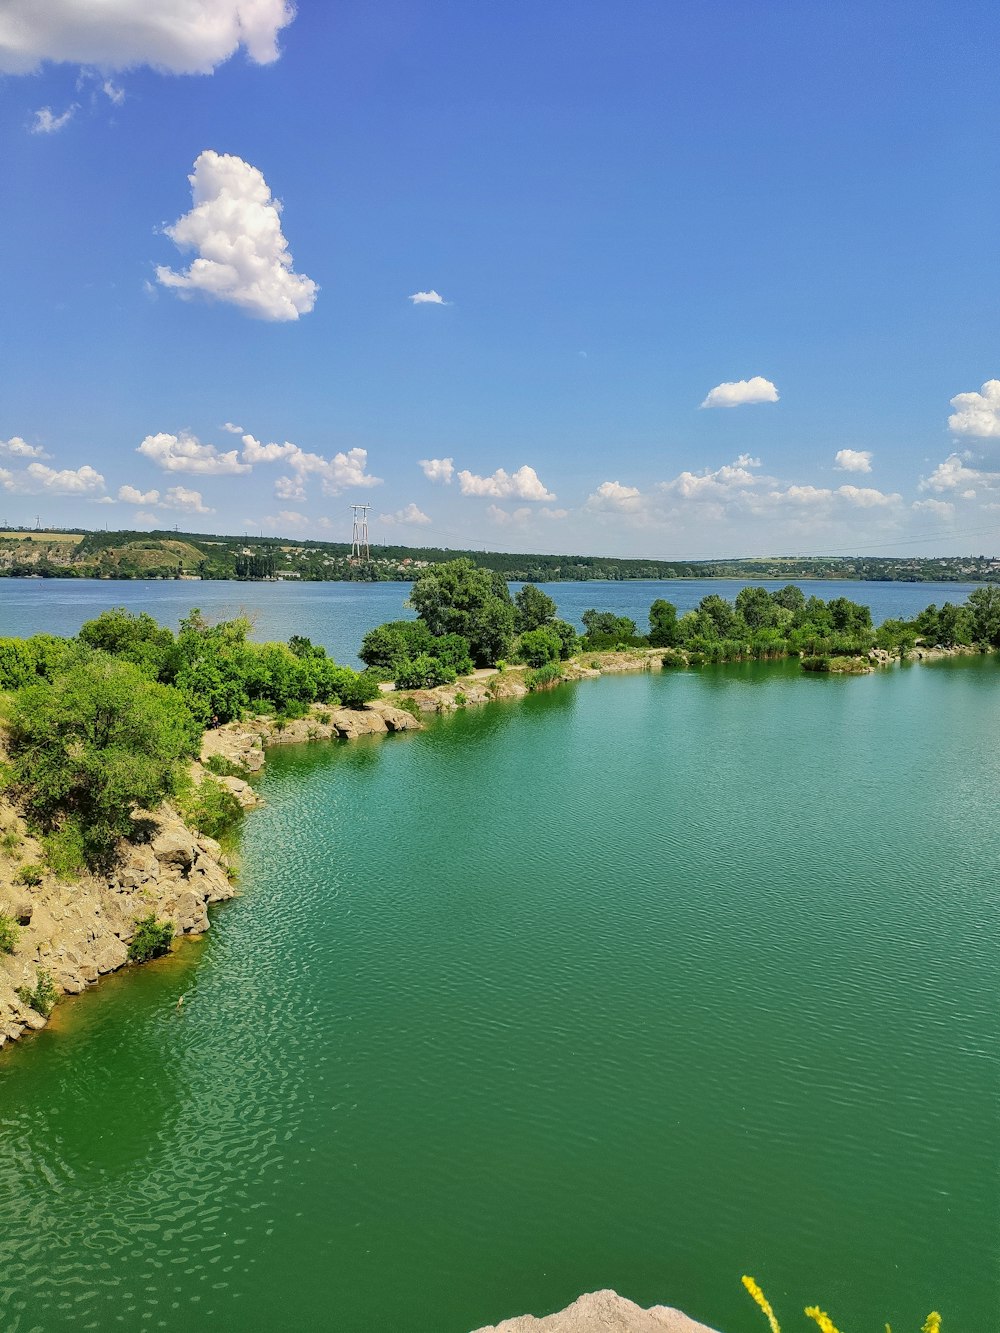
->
[[1, 0, 998, 557]]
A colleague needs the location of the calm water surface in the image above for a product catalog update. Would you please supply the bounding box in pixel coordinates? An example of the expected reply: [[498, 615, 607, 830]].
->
[[1, 657, 997, 1332], [0, 578, 985, 667]]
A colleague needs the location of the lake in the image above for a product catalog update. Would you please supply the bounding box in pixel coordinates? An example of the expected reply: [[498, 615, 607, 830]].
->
[[0, 577, 985, 668], [0, 653, 997, 1332]]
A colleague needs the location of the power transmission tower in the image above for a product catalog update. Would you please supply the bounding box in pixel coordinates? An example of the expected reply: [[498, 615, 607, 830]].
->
[[350, 503, 371, 563]]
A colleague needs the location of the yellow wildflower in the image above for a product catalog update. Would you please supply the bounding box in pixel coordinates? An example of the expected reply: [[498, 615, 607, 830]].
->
[[922, 1315, 941, 1333], [804, 1306, 842, 1333], [741, 1276, 780, 1333]]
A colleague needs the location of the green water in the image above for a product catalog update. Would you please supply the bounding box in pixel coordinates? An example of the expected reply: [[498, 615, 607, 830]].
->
[[1, 660, 998, 1332]]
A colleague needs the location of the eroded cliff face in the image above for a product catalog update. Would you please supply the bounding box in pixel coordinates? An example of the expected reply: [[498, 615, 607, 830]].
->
[[470, 1289, 720, 1333], [0, 804, 235, 1051]]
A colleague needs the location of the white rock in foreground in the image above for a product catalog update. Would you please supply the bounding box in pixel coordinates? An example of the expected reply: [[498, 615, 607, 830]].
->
[[471, 1288, 720, 1333]]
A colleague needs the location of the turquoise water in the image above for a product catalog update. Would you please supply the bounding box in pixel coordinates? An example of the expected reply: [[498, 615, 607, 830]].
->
[[1, 659, 998, 1331], [0, 577, 984, 667]]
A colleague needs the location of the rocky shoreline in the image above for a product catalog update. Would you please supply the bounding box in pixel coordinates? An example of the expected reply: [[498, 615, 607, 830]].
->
[[470, 1289, 719, 1332]]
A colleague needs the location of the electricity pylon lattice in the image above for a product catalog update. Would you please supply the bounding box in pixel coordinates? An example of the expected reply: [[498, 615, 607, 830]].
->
[[350, 503, 371, 563]]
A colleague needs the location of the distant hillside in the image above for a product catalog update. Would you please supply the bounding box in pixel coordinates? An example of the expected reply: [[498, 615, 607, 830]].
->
[[1, 527, 998, 584]]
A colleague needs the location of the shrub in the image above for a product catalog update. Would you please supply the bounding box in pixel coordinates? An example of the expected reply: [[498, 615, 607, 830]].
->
[[1, 827, 21, 854], [516, 626, 563, 668], [395, 696, 422, 719], [42, 822, 88, 878], [395, 655, 457, 689], [178, 776, 244, 842], [17, 968, 57, 1016], [203, 754, 251, 779], [0, 913, 19, 954], [128, 914, 174, 963], [687, 651, 706, 667], [326, 666, 382, 709], [661, 649, 687, 668], [0, 639, 38, 691], [801, 655, 831, 673], [7, 655, 200, 868], [16, 864, 44, 887], [525, 663, 563, 691]]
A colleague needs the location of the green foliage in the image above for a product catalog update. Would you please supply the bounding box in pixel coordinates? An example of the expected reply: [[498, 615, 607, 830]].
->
[[409, 559, 515, 665], [325, 666, 381, 709], [359, 619, 434, 672], [7, 656, 200, 868], [78, 608, 175, 679], [1, 827, 21, 854], [395, 696, 423, 719], [514, 583, 557, 632], [17, 968, 57, 1016], [0, 639, 36, 691], [16, 863, 44, 886], [0, 913, 19, 954], [203, 753, 251, 779], [42, 822, 88, 878], [516, 625, 563, 667], [178, 776, 244, 841], [525, 663, 564, 691], [581, 609, 643, 650], [648, 599, 679, 647], [967, 585, 1000, 645], [395, 654, 458, 689], [127, 914, 174, 963], [660, 648, 687, 668], [550, 619, 579, 659], [801, 655, 832, 672]]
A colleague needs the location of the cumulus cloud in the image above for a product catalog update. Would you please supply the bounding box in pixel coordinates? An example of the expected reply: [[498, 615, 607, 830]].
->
[[118, 484, 160, 504], [31, 104, 77, 133], [919, 454, 986, 493], [659, 455, 764, 501], [379, 503, 431, 526], [156, 150, 318, 322], [1, 462, 106, 495], [764, 483, 900, 509], [835, 484, 900, 508], [948, 380, 1000, 438], [700, 376, 779, 409], [912, 498, 955, 518], [487, 505, 534, 526], [240, 433, 381, 497], [834, 448, 873, 473], [409, 290, 446, 305], [138, 430, 249, 474], [0, 436, 48, 460], [585, 481, 643, 513], [263, 510, 308, 530], [457, 465, 555, 501], [220, 421, 243, 434], [0, 1, 295, 75], [419, 457, 454, 484]]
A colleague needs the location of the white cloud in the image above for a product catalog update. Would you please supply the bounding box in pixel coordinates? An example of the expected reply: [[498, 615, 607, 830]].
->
[[1, 436, 48, 460], [700, 376, 779, 409], [919, 454, 983, 493], [585, 481, 643, 513], [835, 484, 900, 508], [2, 462, 106, 495], [138, 429, 250, 474], [240, 433, 381, 497], [31, 104, 77, 134], [102, 79, 125, 105], [118, 484, 160, 504], [156, 150, 318, 322], [419, 457, 454, 484], [409, 290, 446, 305], [834, 448, 873, 474], [763, 483, 900, 509], [659, 455, 764, 501], [220, 421, 243, 434], [539, 506, 568, 520], [457, 465, 555, 501], [134, 511, 159, 527], [912, 498, 955, 518], [379, 503, 431, 526], [0, 1, 295, 75], [263, 510, 308, 529], [163, 485, 212, 513], [948, 380, 1000, 438]]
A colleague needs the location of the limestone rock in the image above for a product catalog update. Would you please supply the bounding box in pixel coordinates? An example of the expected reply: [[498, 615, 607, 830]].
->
[[151, 824, 197, 871], [470, 1290, 719, 1333], [218, 775, 259, 809]]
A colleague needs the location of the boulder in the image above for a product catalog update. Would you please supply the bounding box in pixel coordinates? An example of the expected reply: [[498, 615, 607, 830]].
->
[[470, 1290, 719, 1333], [151, 824, 197, 871]]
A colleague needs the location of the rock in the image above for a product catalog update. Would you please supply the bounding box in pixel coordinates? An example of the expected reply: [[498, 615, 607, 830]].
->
[[365, 703, 424, 732], [151, 824, 197, 871], [94, 938, 129, 974], [218, 776, 259, 809], [332, 709, 389, 739], [470, 1291, 719, 1333]]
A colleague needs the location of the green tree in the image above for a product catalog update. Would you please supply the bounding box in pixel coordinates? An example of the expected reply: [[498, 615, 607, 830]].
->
[[648, 599, 679, 647], [516, 626, 563, 667], [78, 608, 175, 679], [514, 583, 557, 632], [966, 586, 1000, 645], [698, 594, 740, 638], [409, 559, 515, 666], [771, 583, 806, 612], [7, 656, 200, 867], [735, 586, 778, 631], [358, 620, 435, 673], [0, 639, 36, 691]]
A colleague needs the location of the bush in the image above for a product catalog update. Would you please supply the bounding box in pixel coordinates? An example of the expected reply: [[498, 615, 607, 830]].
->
[[1, 827, 21, 854], [17, 968, 57, 1016], [16, 864, 44, 887], [128, 914, 174, 963], [178, 776, 244, 841], [203, 754, 251, 779], [661, 648, 687, 668], [42, 822, 88, 878], [395, 654, 458, 689], [801, 655, 831, 672], [0, 639, 38, 691], [7, 655, 200, 868], [329, 667, 382, 709], [395, 696, 422, 720], [525, 663, 563, 691], [516, 626, 563, 668], [0, 913, 19, 954]]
